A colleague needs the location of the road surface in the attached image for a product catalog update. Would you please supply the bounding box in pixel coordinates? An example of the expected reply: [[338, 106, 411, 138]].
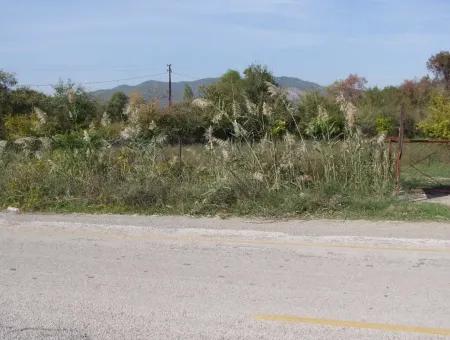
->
[[1, 213, 450, 339]]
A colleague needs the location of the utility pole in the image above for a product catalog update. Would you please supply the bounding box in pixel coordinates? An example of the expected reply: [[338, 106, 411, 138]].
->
[[167, 64, 172, 107], [167, 64, 181, 168]]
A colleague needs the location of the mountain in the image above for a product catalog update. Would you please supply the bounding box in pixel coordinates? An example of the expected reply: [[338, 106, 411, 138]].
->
[[276, 76, 323, 101], [91, 76, 322, 104]]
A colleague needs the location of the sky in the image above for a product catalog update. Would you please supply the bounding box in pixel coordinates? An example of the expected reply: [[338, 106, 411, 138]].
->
[[1, 0, 449, 91]]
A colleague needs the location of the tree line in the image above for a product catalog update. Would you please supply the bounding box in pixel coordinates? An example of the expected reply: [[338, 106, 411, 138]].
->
[[0, 51, 449, 146]]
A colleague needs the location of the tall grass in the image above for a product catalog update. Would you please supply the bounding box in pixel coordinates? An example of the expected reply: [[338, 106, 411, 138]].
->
[[0, 134, 395, 216]]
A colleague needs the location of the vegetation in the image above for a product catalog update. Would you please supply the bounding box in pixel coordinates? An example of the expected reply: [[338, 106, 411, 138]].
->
[[1, 52, 450, 219], [417, 92, 450, 138], [427, 51, 450, 91]]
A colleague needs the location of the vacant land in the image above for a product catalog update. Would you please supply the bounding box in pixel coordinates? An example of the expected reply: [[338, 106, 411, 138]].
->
[[1, 141, 450, 220], [1, 213, 450, 339], [1, 59, 450, 220]]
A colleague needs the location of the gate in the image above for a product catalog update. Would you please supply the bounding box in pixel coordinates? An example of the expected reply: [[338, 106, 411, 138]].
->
[[387, 137, 450, 200]]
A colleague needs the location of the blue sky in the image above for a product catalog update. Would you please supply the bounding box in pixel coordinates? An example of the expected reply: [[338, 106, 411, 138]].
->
[[1, 0, 449, 91]]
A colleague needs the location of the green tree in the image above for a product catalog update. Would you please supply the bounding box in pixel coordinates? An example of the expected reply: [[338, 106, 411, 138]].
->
[[106, 92, 128, 122], [201, 69, 244, 115], [158, 103, 209, 143], [183, 84, 194, 102], [9, 87, 49, 116], [202, 70, 243, 103], [51, 81, 98, 132], [0, 70, 18, 138], [427, 51, 450, 91], [0, 70, 16, 93], [202, 67, 284, 140], [242, 64, 277, 105], [418, 92, 450, 139], [356, 86, 401, 135]]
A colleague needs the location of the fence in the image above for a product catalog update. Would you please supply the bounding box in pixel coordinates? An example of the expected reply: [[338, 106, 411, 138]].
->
[[387, 125, 450, 208], [384, 105, 450, 199]]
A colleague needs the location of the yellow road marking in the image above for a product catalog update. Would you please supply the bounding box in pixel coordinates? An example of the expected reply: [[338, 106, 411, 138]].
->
[[255, 314, 450, 337]]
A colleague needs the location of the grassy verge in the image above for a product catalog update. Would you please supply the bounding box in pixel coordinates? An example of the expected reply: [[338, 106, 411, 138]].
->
[[1, 138, 449, 221], [20, 193, 450, 222]]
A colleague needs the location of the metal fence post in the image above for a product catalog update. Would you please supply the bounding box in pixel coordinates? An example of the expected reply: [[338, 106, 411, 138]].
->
[[178, 136, 182, 172], [395, 105, 405, 194]]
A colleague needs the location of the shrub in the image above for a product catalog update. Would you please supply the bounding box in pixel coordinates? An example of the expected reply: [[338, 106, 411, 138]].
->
[[418, 93, 450, 139], [50, 81, 99, 132], [305, 106, 343, 139], [295, 91, 344, 136], [119, 177, 169, 208], [106, 92, 129, 122], [157, 103, 209, 144], [4, 115, 38, 140], [375, 116, 394, 135], [52, 130, 108, 150]]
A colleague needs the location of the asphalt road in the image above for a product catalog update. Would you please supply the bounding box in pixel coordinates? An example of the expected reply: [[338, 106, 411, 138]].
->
[[1, 213, 450, 339]]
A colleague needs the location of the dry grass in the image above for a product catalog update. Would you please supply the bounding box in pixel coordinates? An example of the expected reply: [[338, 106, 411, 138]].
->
[[1, 135, 449, 220]]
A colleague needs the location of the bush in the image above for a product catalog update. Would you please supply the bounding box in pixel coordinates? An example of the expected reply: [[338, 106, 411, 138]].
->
[[52, 130, 108, 150], [295, 91, 344, 137], [3, 115, 38, 140], [119, 177, 169, 208], [375, 115, 394, 135], [305, 107, 344, 139], [356, 87, 400, 136], [50, 81, 100, 132], [157, 103, 209, 144], [418, 92, 450, 139]]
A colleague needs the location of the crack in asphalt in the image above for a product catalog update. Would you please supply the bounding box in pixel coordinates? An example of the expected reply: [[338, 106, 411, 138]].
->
[[1, 325, 91, 339]]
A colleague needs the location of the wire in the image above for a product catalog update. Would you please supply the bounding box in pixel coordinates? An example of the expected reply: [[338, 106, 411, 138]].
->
[[172, 71, 199, 81], [21, 72, 168, 88]]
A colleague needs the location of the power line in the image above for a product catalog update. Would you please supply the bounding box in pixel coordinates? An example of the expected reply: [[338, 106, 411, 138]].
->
[[172, 71, 199, 81], [21, 72, 167, 88]]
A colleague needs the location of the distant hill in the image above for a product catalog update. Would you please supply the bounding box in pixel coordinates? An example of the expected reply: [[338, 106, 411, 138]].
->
[[91, 76, 322, 104]]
